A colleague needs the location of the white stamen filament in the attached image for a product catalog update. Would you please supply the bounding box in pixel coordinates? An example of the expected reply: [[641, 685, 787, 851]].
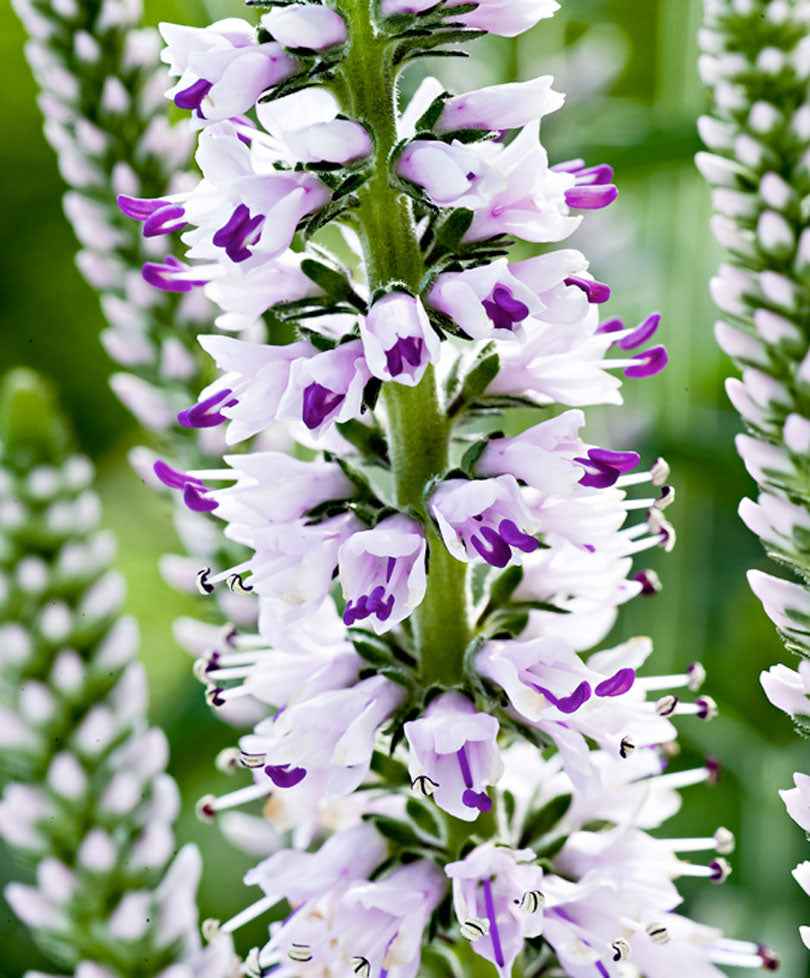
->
[[222, 893, 279, 934], [210, 782, 272, 812]]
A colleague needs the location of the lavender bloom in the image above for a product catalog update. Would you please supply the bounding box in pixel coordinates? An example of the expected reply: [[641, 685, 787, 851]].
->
[[339, 515, 428, 633], [278, 340, 371, 436], [404, 692, 502, 821], [195, 334, 315, 444], [760, 661, 810, 719], [239, 676, 405, 803], [430, 476, 540, 568], [436, 76, 564, 134], [160, 19, 296, 121], [261, 5, 347, 52], [446, 844, 545, 978], [380, 0, 560, 37], [360, 292, 440, 385]]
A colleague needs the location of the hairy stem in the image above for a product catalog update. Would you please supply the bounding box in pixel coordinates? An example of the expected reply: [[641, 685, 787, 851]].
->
[[337, 0, 470, 684]]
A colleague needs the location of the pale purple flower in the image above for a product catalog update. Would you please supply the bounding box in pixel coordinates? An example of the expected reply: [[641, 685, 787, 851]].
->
[[398, 126, 582, 244], [380, 0, 559, 37], [339, 515, 427, 633], [404, 691, 503, 821], [227, 823, 387, 934], [239, 675, 405, 802], [760, 660, 810, 718], [263, 860, 443, 978], [211, 451, 354, 525], [194, 334, 316, 444], [255, 87, 372, 166], [277, 340, 371, 436], [446, 844, 545, 978], [204, 252, 323, 332], [430, 475, 539, 568], [360, 292, 440, 385], [780, 772, 810, 832], [428, 250, 594, 342], [748, 569, 810, 636], [236, 512, 362, 626], [160, 18, 296, 121], [436, 76, 564, 134], [261, 5, 347, 51]]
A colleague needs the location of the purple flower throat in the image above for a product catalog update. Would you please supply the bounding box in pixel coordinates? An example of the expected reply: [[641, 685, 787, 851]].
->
[[302, 382, 345, 430], [343, 557, 398, 626], [482, 285, 530, 331], [385, 337, 424, 377], [213, 203, 265, 263], [471, 516, 539, 568]]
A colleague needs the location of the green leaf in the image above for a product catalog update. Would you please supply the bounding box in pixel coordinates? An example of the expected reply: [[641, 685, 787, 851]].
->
[[350, 631, 395, 667], [436, 208, 474, 254], [449, 344, 500, 417], [520, 795, 572, 848], [365, 814, 424, 848], [488, 565, 524, 609], [406, 797, 443, 839], [335, 421, 390, 464], [370, 750, 411, 786]]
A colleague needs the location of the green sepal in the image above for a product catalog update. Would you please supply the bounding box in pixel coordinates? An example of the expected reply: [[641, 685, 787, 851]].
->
[[448, 344, 500, 418], [406, 797, 443, 840], [519, 794, 573, 848]]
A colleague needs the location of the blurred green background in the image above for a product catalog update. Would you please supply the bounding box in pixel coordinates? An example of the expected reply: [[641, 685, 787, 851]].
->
[[1, 0, 808, 974]]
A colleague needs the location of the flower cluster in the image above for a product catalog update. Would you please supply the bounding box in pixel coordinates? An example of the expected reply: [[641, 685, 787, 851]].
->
[[113, 0, 771, 975], [698, 0, 810, 948], [11, 0, 267, 708], [0, 370, 234, 978]]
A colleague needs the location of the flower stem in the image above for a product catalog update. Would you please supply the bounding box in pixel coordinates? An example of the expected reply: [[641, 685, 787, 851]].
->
[[337, 0, 470, 685]]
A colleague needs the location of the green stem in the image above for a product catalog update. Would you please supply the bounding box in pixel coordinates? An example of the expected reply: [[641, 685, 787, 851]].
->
[[336, 0, 470, 685]]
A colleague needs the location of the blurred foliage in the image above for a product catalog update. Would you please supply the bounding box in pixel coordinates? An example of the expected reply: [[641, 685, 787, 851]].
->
[[0, 0, 808, 975]]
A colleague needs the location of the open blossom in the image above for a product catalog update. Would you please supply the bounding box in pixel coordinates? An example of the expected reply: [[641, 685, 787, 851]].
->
[[398, 126, 583, 243], [430, 476, 540, 568], [160, 19, 296, 121], [278, 340, 371, 435], [204, 252, 322, 332], [404, 692, 502, 820], [263, 860, 444, 978], [194, 334, 315, 444], [261, 5, 347, 52], [446, 844, 545, 978], [761, 660, 810, 718], [436, 76, 564, 134], [748, 568, 810, 636], [360, 292, 440, 386], [255, 87, 372, 166], [211, 452, 354, 525], [380, 0, 559, 37], [428, 251, 590, 342], [781, 772, 810, 833], [339, 515, 427, 632], [239, 676, 404, 803]]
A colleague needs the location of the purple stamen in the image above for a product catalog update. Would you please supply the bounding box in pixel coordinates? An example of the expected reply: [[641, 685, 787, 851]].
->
[[482, 284, 531, 331], [457, 745, 474, 788], [498, 519, 539, 553], [174, 78, 213, 110], [143, 204, 187, 238], [183, 483, 219, 513], [564, 184, 619, 210], [617, 312, 662, 351], [624, 345, 669, 379], [213, 204, 265, 263], [178, 388, 235, 429], [564, 276, 611, 304], [596, 318, 624, 336], [265, 764, 307, 789], [596, 962, 610, 978], [142, 256, 209, 293], [385, 556, 397, 582], [385, 337, 424, 377], [458, 745, 492, 812], [576, 448, 640, 489], [154, 459, 204, 491], [471, 526, 512, 568], [531, 680, 591, 714], [634, 569, 662, 596], [302, 382, 345, 430], [153, 460, 218, 513], [595, 667, 636, 697], [481, 880, 505, 968], [117, 194, 171, 221]]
